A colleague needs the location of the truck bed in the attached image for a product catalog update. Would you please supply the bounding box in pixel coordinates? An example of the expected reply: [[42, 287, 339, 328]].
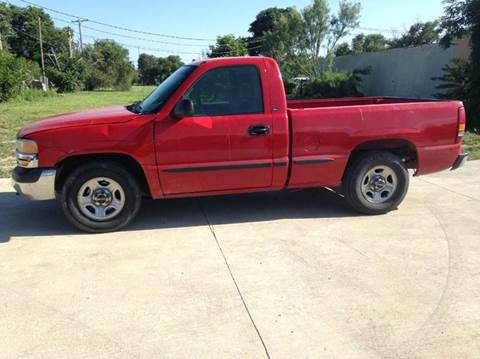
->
[[287, 97, 437, 109], [286, 97, 463, 189]]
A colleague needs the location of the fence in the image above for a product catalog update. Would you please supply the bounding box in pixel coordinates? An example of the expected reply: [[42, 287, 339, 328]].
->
[[333, 38, 470, 99]]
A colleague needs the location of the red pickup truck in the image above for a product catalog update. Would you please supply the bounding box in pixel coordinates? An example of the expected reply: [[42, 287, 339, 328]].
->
[[12, 56, 468, 232]]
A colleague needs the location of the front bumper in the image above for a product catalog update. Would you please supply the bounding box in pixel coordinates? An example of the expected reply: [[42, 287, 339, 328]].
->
[[12, 167, 57, 200], [451, 153, 469, 171]]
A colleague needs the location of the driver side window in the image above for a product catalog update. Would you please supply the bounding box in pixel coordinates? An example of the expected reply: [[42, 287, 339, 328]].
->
[[184, 65, 264, 117]]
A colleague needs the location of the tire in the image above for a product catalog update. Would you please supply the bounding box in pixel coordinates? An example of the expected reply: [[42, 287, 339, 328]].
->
[[343, 151, 409, 215], [61, 161, 142, 233]]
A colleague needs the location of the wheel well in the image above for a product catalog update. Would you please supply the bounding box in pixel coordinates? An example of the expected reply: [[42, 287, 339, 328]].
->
[[344, 140, 418, 178], [55, 154, 151, 197]]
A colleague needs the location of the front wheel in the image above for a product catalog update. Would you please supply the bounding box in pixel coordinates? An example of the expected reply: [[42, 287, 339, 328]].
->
[[61, 162, 142, 233], [343, 152, 409, 215]]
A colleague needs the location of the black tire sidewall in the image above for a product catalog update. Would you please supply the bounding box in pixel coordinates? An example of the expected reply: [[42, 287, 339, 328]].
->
[[346, 153, 409, 214], [62, 163, 141, 233]]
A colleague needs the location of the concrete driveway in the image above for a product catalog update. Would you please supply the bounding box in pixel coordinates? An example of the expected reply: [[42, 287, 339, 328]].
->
[[0, 162, 479, 358]]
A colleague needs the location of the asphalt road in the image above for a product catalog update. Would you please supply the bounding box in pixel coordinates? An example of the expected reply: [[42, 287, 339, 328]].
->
[[0, 162, 479, 358]]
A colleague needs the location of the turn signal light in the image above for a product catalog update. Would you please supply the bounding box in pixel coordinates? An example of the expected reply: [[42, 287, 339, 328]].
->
[[457, 107, 466, 143], [16, 139, 39, 168]]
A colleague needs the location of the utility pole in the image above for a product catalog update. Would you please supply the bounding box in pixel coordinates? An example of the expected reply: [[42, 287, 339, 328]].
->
[[67, 27, 73, 58], [38, 17, 46, 84], [72, 18, 88, 53]]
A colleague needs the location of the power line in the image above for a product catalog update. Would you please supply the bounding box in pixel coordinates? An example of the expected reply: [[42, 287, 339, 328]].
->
[[50, 16, 208, 47], [82, 34, 260, 57], [81, 34, 202, 56], [358, 26, 401, 34], [52, 16, 264, 54], [6, 20, 249, 59], [17, 0, 216, 42], [80, 33, 264, 57]]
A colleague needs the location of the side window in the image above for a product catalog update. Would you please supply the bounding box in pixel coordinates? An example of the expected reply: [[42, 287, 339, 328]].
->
[[184, 65, 264, 116]]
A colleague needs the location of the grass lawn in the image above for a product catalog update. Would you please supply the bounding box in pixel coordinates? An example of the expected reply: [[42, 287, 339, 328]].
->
[[1, 88, 479, 177], [0, 86, 154, 177], [463, 132, 480, 161]]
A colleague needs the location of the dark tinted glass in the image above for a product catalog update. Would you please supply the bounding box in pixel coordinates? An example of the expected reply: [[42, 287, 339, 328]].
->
[[184, 65, 264, 116], [141, 65, 197, 114]]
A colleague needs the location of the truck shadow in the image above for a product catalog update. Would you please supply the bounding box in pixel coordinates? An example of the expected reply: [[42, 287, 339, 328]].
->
[[0, 188, 359, 243]]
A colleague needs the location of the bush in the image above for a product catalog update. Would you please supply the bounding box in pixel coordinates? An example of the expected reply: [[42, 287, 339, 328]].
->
[[291, 71, 364, 99], [434, 58, 478, 131], [0, 51, 31, 102], [283, 79, 298, 96]]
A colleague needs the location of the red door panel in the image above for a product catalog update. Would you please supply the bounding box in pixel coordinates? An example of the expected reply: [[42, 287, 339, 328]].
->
[[155, 113, 273, 195]]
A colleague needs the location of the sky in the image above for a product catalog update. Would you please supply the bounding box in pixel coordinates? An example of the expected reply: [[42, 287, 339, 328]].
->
[[8, 0, 446, 63]]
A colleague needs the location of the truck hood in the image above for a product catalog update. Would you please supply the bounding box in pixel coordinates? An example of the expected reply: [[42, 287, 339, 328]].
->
[[18, 106, 137, 137]]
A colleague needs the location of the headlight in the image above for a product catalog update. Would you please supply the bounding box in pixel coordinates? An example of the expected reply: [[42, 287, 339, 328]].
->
[[16, 139, 38, 154], [16, 139, 38, 168]]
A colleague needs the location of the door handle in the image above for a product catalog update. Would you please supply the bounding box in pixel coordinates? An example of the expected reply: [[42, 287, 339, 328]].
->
[[248, 125, 270, 136]]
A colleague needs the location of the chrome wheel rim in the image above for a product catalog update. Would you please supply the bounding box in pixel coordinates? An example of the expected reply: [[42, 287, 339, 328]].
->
[[361, 166, 397, 204], [77, 177, 125, 221]]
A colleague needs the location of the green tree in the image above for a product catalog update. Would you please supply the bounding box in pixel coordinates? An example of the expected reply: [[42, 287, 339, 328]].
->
[[440, 0, 470, 47], [138, 53, 183, 85], [247, 1, 360, 78], [248, 7, 302, 56], [352, 33, 388, 54], [440, 0, 480, 130], [299, 0, 360, 75], [335, 42, 351, 56], [247, 7, 303, 77], [208, 35, 248, 58], [301, 0, 330, 76], [389, 21, 441, 48], [0, 3, 69, 63], [83, 40, 135, 91], [137, 53, 157, 85], [351, 34, 365, 53], [324, 0, 361, 70]]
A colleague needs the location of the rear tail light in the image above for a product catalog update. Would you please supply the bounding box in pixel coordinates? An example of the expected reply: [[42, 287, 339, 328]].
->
[[456, 106, 466, 143]]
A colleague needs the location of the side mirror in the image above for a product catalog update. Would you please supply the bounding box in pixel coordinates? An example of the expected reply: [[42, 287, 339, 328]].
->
[[173, 99, 194, 118]]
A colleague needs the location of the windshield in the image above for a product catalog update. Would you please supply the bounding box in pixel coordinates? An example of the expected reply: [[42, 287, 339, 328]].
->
[[140, 65, 198, 114]]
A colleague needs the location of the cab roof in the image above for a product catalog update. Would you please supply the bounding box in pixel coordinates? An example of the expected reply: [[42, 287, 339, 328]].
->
[[190, 56, 273, 67]]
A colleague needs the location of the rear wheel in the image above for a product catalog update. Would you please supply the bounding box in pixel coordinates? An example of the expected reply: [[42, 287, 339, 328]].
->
[[61, 161, 141, 233], [343, 152, 409, 215]]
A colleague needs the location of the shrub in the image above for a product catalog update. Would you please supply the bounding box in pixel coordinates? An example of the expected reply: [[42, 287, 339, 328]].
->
[[46, 57, 87, 93], [434, 58, 478, 131], [0, 51, 31, 102], [283, 79, 298, 96], [292, 71, 364, 99]]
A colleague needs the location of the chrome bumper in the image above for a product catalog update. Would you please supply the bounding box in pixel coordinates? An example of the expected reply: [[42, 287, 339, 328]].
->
[[451, 153, 469, 171], [12, 168, 57, 201]]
